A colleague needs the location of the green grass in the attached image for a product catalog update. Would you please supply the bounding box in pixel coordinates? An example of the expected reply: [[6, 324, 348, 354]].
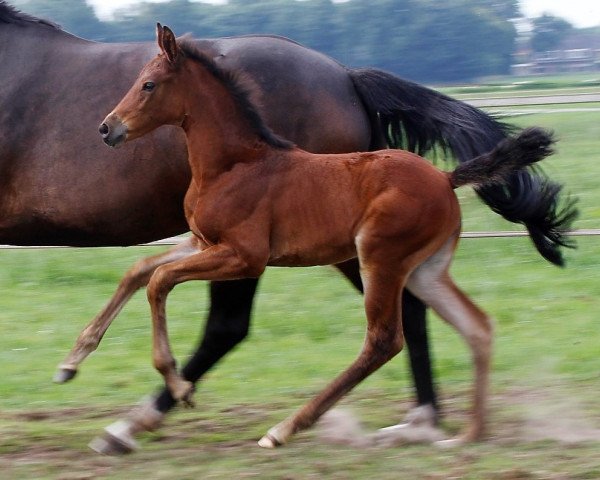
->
[[1, 108, 599, 478]]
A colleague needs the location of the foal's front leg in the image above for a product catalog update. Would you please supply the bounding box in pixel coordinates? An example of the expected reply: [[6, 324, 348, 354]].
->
[[54, 237, 200, 383], [146, 242, 265, 406]]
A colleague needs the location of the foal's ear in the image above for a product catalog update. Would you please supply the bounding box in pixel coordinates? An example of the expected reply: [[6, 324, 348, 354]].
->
[[156, 23, 179, 65]]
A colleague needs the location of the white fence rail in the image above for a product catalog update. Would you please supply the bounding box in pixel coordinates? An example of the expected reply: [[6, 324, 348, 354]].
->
[[1, 229, 599, 250], [465, 93, 600, 108]]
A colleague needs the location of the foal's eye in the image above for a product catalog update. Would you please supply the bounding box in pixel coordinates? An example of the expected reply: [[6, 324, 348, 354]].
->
[[142, 81, 155, 92]]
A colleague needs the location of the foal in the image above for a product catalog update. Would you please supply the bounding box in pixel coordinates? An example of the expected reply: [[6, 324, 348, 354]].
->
[[99, 24, 555, 447]]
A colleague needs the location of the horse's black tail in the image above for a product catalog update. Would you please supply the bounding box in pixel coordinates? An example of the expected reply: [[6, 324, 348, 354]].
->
[[348, 67, 578, 266], [450, 128, 554, 188]]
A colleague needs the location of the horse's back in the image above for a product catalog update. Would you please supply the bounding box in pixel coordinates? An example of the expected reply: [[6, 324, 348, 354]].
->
[[204, 35, 372, 153], [0, 19, 372, 246]]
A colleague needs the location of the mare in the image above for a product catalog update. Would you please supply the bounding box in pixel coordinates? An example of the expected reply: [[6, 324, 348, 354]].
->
[[0, 2, 575, 452], [97, 24, 558, 447]]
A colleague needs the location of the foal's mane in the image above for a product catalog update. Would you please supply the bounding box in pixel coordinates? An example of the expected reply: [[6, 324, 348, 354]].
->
[[178, 37, 294, 150], [0, 1, 59, 29]]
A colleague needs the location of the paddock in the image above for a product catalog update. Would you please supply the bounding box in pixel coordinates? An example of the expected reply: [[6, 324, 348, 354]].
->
[[1, 99, 599, 477]]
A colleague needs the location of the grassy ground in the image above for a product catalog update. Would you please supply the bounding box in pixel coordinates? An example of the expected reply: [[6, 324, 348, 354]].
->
[[0, 107, 599, 478]]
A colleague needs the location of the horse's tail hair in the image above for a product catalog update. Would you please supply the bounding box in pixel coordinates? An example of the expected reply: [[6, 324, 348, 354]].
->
[[348, 67, 578, 266], [450, 127, 555, 188]]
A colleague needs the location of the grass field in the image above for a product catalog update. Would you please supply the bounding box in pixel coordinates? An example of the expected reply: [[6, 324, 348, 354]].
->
[[1, 95, 599, 478]]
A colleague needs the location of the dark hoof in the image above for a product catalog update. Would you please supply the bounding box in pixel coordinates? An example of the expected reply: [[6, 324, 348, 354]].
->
[[53, 368, 77, 383]]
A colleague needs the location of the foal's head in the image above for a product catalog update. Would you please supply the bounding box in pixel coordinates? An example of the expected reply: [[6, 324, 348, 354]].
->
[[99, 24, 186, 147], [100, 24, 292, 151]]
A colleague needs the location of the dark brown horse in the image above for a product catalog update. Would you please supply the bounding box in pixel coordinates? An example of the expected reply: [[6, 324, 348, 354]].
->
[[97, 25, 557, 447], [0, 2, 575, 453]]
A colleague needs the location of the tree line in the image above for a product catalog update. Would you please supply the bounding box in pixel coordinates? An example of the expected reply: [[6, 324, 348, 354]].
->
[[10, 0, 578, 83]]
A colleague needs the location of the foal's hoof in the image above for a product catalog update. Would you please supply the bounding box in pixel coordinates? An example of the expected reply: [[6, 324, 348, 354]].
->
[[89, 420, 138, 456], [258, 433, 283, 449], [53, 367, 77, 384]]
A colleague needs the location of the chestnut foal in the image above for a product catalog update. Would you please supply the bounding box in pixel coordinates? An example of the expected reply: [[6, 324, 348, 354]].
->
[[99, 25, 555, 447]]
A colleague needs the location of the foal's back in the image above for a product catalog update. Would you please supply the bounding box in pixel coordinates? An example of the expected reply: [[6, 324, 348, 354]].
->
[[264, 148, 461, 267]]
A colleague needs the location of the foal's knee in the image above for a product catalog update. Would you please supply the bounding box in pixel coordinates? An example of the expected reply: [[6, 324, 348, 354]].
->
[[147, 266, 174, 304], [123, 258, 154, 290]]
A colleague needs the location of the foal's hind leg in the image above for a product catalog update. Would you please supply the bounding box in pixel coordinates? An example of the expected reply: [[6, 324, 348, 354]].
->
[[259, 267, 406, 447], [54, 237, 200, 383], [406, 235, 493, 444]]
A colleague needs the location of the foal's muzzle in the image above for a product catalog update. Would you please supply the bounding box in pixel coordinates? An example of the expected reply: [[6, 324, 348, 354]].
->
[[99, 114, 128, 148]]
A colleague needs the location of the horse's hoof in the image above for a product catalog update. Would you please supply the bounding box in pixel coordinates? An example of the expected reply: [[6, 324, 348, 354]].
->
[[435, 428, 481, 448], [401, 404, 438, 427], [434, 437, 463, 449], [89, 420, 139, 456], [53, 367, 77, 383], [375, 423, 446, 446], [258, 433, 283, 448]]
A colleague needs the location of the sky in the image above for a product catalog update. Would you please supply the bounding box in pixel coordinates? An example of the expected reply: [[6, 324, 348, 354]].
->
[[86, 0, 600, 28]]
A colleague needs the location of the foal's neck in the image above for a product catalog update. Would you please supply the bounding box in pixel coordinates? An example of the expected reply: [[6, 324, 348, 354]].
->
[[181, 60, 275, 180]]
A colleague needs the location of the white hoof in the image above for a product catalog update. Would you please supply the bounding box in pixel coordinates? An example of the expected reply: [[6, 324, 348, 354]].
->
[[258, 434, 281, 448], [435, 437, 464, 449], [401, 404, 438, 427], [375, 422, 446, 446], [371, 404, 445, 446], [89, 397, 165, 455], [258, 422, 290, 449], [89, 420, 139, 455]]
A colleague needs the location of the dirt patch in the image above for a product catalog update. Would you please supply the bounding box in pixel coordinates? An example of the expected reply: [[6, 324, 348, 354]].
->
[[2, 392, 600, 479], [508, 388, 600, 444], [314, 387, 600, 448]]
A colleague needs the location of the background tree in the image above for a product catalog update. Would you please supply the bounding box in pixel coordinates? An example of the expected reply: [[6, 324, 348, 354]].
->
[[11, 0, 104, 39], [530, 14, 574, 52], [10, 0, 525, 83]]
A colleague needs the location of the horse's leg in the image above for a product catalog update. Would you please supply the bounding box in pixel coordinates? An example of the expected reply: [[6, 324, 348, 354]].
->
[[402, 291, 438, 419], [406, 236, 493, 444], [259, 263, 406, 448], [54, 237, 200, 383], [336, 258, 439, 427], [154, 278, 258, 410]]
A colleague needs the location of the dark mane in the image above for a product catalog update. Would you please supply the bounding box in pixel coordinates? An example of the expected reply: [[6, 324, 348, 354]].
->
[[178, 37, 293, 150], [0, 1, 60, 29]]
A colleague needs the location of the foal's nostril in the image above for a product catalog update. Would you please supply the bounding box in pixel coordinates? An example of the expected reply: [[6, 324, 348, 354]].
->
[[98, 123, 109, 137]]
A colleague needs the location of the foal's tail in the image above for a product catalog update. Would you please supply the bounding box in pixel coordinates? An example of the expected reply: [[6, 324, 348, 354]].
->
[[450, 127, 556, 189]]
